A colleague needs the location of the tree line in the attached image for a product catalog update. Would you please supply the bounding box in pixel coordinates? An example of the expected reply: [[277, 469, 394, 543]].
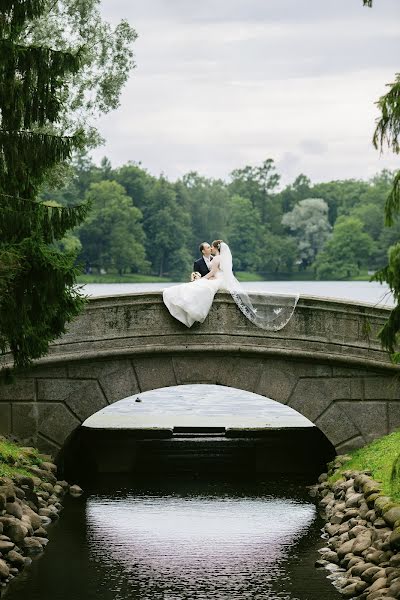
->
[[41, 155, 398, 281]]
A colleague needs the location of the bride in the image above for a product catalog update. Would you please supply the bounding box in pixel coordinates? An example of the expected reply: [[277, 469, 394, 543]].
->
[[163, 240, 299, 330]]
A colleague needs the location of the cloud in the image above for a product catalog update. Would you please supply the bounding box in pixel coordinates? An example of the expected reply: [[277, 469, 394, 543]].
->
[[92, 0, 400, 184]]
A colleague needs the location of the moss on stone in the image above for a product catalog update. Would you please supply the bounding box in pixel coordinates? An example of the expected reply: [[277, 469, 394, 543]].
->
[[0, 438, 43, 479]]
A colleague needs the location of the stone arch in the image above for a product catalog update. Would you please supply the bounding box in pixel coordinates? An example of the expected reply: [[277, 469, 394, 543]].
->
[[2, 351, 399, 455]]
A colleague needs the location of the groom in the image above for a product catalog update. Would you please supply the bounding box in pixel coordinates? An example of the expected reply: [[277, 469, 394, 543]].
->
[[193, 242, 213, 277]]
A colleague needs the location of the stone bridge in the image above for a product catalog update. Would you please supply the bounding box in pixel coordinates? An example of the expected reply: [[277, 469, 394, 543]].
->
[[0, 292, 399, 456]]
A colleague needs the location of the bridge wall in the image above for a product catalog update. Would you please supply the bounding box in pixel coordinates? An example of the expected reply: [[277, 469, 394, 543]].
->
[[0, 293, 398, 454]]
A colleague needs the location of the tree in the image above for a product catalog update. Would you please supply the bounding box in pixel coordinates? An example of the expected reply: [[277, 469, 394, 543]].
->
[[282, 198, 332, 269], [314, 217, 373, 280], [18, 0, 137, 148], [360, 0, 400, 355], [226, 195, 264, 272], [144, 178, 192, 278], [229, 159, 281, 227], [259, 234, 298, 274], [0, 1, 90, 372], [78, 181, 148, 274]]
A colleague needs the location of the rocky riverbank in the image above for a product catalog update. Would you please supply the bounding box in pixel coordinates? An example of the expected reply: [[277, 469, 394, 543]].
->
[[312, 455, 400, 600], [0, 440, 82, 594]]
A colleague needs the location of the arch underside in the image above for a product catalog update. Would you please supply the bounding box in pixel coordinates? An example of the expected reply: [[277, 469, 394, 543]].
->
[[1, 352, 399, 455]]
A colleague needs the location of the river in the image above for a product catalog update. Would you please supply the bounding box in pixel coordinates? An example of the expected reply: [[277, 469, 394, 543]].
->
[[4, 478, 342, 600]]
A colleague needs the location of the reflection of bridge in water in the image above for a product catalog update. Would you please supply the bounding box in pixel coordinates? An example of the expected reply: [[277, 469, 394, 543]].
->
[[0, 292, 399, 457]]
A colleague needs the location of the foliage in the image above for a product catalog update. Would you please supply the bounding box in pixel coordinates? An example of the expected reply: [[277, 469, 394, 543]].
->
[[18, 0, 138, 148], [0, 0, 94, 372], [78, 181, 149, 274], [315, 217, 373, 279], [282, 198, 332, 269]]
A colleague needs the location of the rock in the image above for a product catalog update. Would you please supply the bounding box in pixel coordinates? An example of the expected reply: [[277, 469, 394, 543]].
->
[[33, 526, 48, 537], [367, 576, 388, 594], [367, 494, 382, 509], [353, 532, 374, 555], [56, 480, 69, 490], [346, 493, 364, 508], [13, 487, 25, 501], [315, 559, 328, 568], [69, 484, 83, 497], [40, 482, 53, 495], [384, 507, 400, 528], [338, 539, 355, 559], [323, 550, 339, 564], [318, 473, 328, 483], [389, 528, 400, 551], [388, 580, 400, 597], [6, 522, 28, 544], [365, 551, 386, 565], [363, 481, 383, 497], [362, 566, 384, 582], [341, 582, 360, 598], [21, 507, 42, 530], [0, 541, 14, 554], [374, 518, 388, 529], [375, 496, 392, 515], [331, 512, 345, 525], [366, 509, 377, 522], [355, 580, 369, 594], [41, 462, 57, 474], [5, 502, 23, 520], [0, 486, 15, 503], [352, 562, 375, 577], [12, 475, 34, 491], [0, 559, 9, 579], [22, 537, 43, 554], [348, 556, 363, 569], [53, 484, 64, 496], [6, 550, 25, 569], [389, 555, 400, 567]]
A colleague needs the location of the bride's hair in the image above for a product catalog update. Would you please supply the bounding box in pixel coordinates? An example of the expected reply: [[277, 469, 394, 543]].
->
[[211, 239, 223, 252]]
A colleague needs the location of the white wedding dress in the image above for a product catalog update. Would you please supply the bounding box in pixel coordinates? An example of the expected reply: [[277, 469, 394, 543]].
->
[[163, 267, 225, 327], [163, 243, 299, 330]]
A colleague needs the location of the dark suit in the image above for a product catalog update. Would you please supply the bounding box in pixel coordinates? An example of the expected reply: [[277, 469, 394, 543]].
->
[[193, 256, 212, 277]]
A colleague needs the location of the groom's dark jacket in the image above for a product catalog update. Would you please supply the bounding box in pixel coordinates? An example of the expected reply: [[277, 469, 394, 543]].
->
[[193, 256, 211, 277]]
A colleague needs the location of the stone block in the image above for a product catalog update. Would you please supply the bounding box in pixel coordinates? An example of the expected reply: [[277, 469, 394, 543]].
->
[[0, 404, 11, 436], [0, 379, 35, 401], [98, 362, 139, 404], [36, 434, 61, 455], [12, 403, 38, 440], [364, 377, 400, 400], [38, 379, 108, 421], [388, 401, 400, 432], [337, 401, 388, 441], [287, 378, 356, 423], [37, 403, 81, 446], [315, 403, 360, 447], [212, 357, 265, 392], [133, 356, 176, 391], [172, 355, 225, 386], [256, 359, 299, 404], [336, 436, 366, 454]]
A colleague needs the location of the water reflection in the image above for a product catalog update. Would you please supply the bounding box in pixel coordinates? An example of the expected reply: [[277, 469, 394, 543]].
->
[[4, 479, 341, 600]]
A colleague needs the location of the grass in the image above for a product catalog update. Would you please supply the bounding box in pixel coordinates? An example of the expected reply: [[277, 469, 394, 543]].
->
[[330, 430, 400, 502], [0, 437, 43, 479]]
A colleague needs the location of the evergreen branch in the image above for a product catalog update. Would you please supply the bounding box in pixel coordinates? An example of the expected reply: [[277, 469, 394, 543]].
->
[[0, 191, 86, 210], [363, 0, 373, 6], [373, 74, 400, 154], [384, 170, 400, 226], [0, 0, 46, 38]]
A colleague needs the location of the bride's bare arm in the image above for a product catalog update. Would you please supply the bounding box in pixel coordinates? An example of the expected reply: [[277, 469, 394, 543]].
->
[[203, 257, 220, 279]]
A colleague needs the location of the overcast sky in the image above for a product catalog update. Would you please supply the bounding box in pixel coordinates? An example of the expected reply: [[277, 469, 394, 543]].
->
[[92, 0, 400, 185]]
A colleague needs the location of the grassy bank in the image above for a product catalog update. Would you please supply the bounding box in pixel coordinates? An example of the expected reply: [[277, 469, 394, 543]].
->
[[330, 430, 400, 501], [0, 437, 44, 479]]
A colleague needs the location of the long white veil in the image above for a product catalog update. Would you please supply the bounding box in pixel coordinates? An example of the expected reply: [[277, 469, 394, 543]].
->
[[219, 242, 299, 331]]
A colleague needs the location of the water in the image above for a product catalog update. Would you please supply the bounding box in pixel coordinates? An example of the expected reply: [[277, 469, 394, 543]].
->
[[82, 280, 394, 306], [83, 384, 314, 430], [4, 478, 341, 600]]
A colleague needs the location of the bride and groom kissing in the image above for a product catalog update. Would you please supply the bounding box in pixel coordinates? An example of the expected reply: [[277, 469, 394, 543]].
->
[[163, 239, 299, 331], [192, 240, 220, 280]]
